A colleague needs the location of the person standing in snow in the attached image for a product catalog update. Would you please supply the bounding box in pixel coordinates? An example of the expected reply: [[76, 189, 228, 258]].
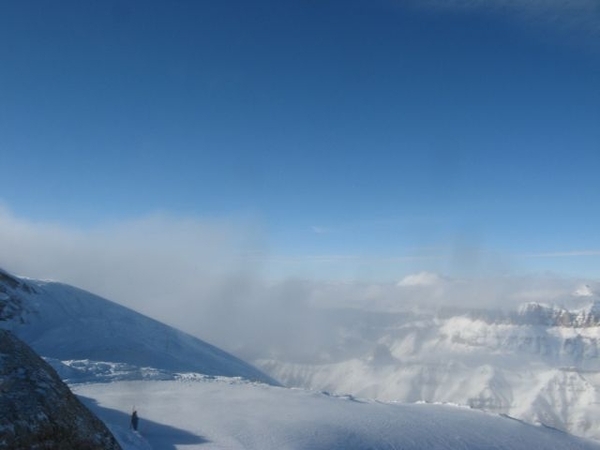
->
[[131, 410, 139, 431]]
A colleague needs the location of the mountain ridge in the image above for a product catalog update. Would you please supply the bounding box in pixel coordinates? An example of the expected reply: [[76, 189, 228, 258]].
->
[[249, 302, 600, 440], [0, 268, 277, 385]]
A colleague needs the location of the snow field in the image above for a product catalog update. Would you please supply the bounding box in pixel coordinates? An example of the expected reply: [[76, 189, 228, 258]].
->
[[74, 378, 600, 450]]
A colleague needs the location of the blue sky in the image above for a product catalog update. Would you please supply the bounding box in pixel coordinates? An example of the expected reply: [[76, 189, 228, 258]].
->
[[1, 0, 600, 281]]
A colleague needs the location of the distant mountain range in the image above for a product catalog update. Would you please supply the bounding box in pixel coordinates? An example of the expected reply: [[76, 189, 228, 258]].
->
[[253, 298, 600, 440]]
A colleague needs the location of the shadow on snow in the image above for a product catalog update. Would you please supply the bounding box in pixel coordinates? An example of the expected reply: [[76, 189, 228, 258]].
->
[[78, 395, 210, 450]]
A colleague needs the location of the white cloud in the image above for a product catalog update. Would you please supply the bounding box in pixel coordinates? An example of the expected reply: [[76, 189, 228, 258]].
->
[[573, 284, 594, 297], [397, 271, 443, 287], [1, 205, 600, 362], [0, 206, 261, 334]]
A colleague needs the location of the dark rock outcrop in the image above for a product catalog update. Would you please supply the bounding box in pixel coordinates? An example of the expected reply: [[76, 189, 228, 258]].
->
[[0, 329, 121, 450], [0, 269, 32, 323]]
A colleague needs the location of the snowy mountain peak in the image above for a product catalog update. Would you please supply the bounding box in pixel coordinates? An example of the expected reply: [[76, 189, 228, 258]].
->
[[517, 301, 571, 326], [573, 300, 600, 327], [515, 301, 600, 327], [574, 284, 595, 298]]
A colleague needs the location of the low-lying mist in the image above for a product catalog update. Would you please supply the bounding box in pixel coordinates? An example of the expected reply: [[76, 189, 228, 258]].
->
[[0, 206, 597, 363]]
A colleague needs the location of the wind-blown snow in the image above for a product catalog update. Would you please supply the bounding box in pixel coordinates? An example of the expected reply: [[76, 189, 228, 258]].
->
[[74, 377, 600, 450]]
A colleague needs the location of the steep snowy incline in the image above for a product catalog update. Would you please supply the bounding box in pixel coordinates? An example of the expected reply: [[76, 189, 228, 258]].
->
[[75, 377, 600, 450], [0, 269, 276, 384]]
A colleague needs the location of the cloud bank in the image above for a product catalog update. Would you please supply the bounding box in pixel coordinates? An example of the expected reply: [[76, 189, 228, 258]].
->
[[0, 206, 258, 333], [1, 206, 599, 361]]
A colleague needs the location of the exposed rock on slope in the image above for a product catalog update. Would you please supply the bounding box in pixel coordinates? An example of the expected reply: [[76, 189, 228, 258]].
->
[[0, 329, 121, 450], [0, 270, 32, 323]]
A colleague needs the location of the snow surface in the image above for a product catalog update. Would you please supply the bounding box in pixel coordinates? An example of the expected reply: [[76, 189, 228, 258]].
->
[[74, 377, 600, 450]]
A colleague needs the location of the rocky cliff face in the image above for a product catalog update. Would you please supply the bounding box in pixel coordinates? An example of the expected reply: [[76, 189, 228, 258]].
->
[[0, 270, 32, 324], [0, 329, 121, 450]]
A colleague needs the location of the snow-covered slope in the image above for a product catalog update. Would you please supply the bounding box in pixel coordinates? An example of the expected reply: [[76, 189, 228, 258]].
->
[[74, 377, 600, 450], [4, 267, 600, 448], [253, 304, 600, 440], [0, 269, 276, 385]]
